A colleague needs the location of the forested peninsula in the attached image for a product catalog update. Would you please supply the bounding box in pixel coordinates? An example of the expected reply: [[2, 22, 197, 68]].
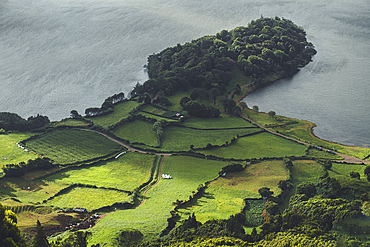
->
[[1, 17, 370, 247]]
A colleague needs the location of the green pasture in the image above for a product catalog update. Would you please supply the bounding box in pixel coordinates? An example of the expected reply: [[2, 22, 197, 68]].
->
[[0, 133, 37, 169], [46, 187, 130, 211], [226, 67, 251, 93], [290, 160, 325, 187], [24, 129, 124, 165], [166, 91, 192, 112], [178, 185, 254, 223], [142, 105, 167, 115], [211, 160, 288, 196], [328, 162, 367, 180], [305, 148, 343, 160], [89, 155, 230, 245], [50, 119, 91, 128], [88, 100, 140, 127], [201, 132, 307, 159], [43, 152, 154, 191], [181, 115, 255, 129], [113, 120, 157, 147], [161, 126, 261, 151], [137, 111, 177, 122], [0, 178, 69, 204]]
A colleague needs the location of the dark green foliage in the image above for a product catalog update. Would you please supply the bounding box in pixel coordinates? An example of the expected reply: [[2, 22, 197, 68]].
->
[[219, 163, 243, 175], [0, 112, 50, 132], [182, 100, 220, 118], [135, 17, 315, 99], [364, 165, 370, 176], [318, 177, 342, 198], [3, 158, 55, 178], [31, 220, 50, 247], [350, 171, 361, 179], [258, 187, 274, 198], [296, 182, 316, 197], [282, 158, 293, 168], [0, 204, 26, 247], [113, 229, 143, 247]]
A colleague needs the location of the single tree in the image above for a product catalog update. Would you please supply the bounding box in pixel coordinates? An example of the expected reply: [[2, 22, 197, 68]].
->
[[209, 88, 219, 105], [239, 101, 247, 111], [268, 111, 276, 118], [70, 110, 79, 119], [32, 220, 49, 247], [252, 105, 259, 112]]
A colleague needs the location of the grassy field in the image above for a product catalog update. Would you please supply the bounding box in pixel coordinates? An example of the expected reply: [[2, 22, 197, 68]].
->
[[178, 185, 254, 223], [142, 105, 167, 115], [166, 91, 192, 112], [88, 155, 230, 245], [0, 133, 37, 169], [43, 152, 154, 191], [113, 120, 158, 147], [290, 160, 325, 187], [137, 111, 178, 122], [201, 132, 307, 159], [46, 187, 130, 211], [50, 119, 91, 128], [181, 115, 256, 129], [160, 126, 261, 151], [88, 101, 140, 127], [24, 129, 124, 165], [328, 162, 367, 180], [211, 160, 288, 196]]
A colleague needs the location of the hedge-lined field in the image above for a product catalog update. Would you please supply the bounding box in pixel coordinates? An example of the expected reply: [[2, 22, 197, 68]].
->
[[201, 132, 307, 159], [290, 160, 325, 188], [50, 119, 91, 128], [328, 162, 367, 180], [181, 115, 255, 129], [0, 133, 37, 168], [24, 129, 124, 165], [89, 155, 231, 245], [178, 185, 254, 223], [46, 187, 130, 211], [43, 152, 154, 191], [161, 127, 261, 151], [211, 160, 288, 196], [88, 100, 140, 127], [113, 120, 157, 147]]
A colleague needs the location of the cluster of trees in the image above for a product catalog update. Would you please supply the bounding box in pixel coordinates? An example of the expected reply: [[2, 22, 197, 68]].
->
[[179, 97, 220, 118], [0, 204, 26, 247], [0, 112, 50, 132], [131, 17, 316, 106], [3, 158, 55, 178], [85, 92, 125, 117]]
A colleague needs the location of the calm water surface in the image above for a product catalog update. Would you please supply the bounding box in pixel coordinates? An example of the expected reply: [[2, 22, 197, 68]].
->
[[1, 0, 369, 146]]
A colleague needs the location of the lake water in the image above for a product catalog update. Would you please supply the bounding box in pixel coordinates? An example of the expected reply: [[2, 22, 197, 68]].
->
[[1, 0, 369, 147]]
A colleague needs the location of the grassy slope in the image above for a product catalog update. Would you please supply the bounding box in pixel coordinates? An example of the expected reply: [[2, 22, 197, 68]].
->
[[161, 127, 260, 152], [46, 187, 130, 211], [25, 129, 124, 165], [113, 120, 158, 147], [290, 160, 325, 188], [181, 114, 255, 128], [88, 155, 229, 245], [0, 133, 37, 169], [88, 101, 140, 127], [201, 132, 307, 159], [43, 152, 154, 191]]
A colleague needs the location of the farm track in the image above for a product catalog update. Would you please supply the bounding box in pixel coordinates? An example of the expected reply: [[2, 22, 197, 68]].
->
[[136, 154, 169, 208], [82, 129, 172, 209]]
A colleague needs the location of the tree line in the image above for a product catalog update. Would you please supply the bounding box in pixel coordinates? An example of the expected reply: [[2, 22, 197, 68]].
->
[[0, 113, 50, 132]]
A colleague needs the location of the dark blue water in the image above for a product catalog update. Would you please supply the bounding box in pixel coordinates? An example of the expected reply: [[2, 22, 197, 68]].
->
[[1, 0, 369, 146]]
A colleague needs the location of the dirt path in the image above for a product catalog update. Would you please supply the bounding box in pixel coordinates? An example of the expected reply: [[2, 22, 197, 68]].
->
[[136, 154, 169, 208], [83, 129, 172, 210], [239, 114, 370, 164]]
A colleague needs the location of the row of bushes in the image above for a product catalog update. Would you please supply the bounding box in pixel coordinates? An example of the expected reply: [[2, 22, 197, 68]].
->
[[3, 158, 56, 178], [42, 183, 131, 204]]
